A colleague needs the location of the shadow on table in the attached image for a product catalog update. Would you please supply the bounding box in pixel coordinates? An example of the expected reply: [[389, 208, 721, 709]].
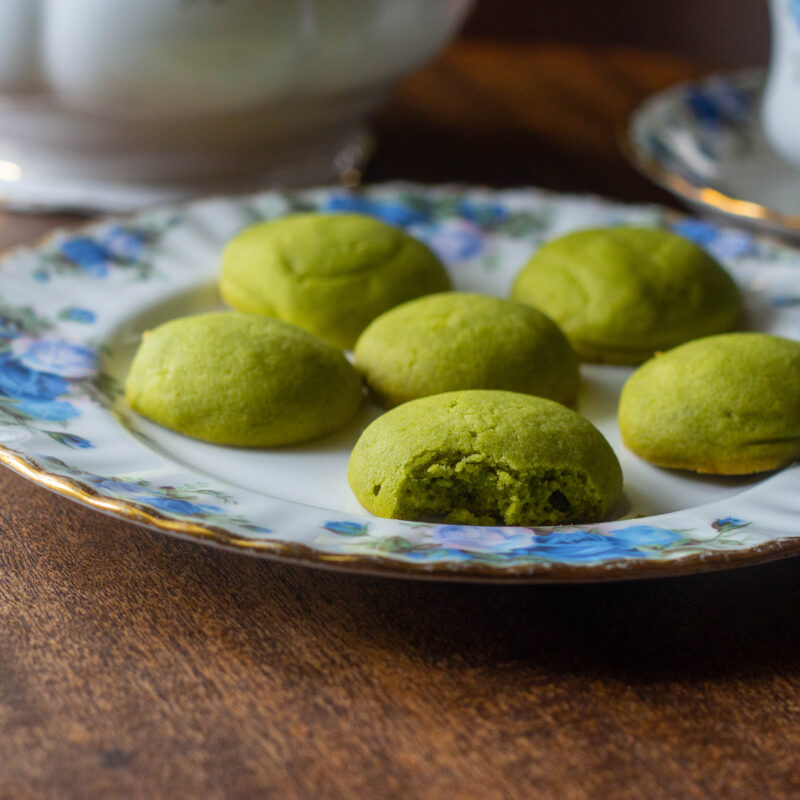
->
[[276, 557, 800, 684], [122, 526, 800, 685]]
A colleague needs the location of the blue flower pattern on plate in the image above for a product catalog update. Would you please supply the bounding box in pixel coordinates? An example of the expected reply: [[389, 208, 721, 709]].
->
[[102, 225, 147, 261], [12, 398, 79, 421], [61, 226, 149, 271], [0, 309, 94, 426], [42, 222, 172, 282], [45, 431, 94, 449], [522, 530, 657, 563], [320, 520, 710, 566], [409, 221, 485, 262], [323, 193, 430, 227], [430, 525, 534, 553], [323, 192, 487, 262], [456, 198, 509, 226], [670, 218, 755, 260], [0, 352, 70, 400], [524, 525, 683, 563], [324, 521, 370, 537], [12, 339, 97, 379], [686, 84, 750, 128], [91, 477, 153, 495], [59, 307, 96, 324], [60, 237, 112, 277], [145, 496, 225, 516], [51, 469, 271, 533], [435, 524, 683, 563]]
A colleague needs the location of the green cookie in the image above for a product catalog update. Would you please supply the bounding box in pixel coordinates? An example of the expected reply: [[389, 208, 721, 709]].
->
[[619, 333, 800, 475], [220, 213, 451, 349], [125, 312, 363, 447], [348, 390, 622, 526], [512, 227, 742, 364], [354, 292, 579, 408]]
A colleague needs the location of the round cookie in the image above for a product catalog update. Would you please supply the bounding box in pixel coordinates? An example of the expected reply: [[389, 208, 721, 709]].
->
[[511, 227, 742, 364], [618, 333, 800, 475], [354, 292, 579, 408], [348, 390, 622, 526], [125, 312, 363, 447], [220, 213, 451, 349]]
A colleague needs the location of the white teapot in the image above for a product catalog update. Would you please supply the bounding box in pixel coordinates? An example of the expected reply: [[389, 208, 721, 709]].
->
[[0, 0, 474, 211]]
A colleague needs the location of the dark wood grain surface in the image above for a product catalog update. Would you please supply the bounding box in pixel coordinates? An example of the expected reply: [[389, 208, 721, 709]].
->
[[4, 44, 799, 800], [463, 0, 769, 67]]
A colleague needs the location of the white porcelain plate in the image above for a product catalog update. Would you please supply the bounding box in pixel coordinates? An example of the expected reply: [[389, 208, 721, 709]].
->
[[626, 69, 800, 238], [2, 183, 800, 582]]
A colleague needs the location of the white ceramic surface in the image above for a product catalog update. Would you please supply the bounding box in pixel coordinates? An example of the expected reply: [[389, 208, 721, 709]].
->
[[0, 0, 474, 211], [762, 0, 800, 167], [2, 183, 800, 582]]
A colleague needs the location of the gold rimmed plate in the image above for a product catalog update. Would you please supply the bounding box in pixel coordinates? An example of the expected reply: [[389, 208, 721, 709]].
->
[[2, 183, 800, 582]]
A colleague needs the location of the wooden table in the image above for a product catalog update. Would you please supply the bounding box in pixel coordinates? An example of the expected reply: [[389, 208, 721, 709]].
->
[[4, 44, 799, 800]]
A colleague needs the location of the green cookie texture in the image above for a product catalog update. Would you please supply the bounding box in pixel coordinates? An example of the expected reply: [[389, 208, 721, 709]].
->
[[125, 312, 363, 447], [511, 227, 742, 364], [619, 333, 800, 475], [220, 213, 451, 349], [348, 390, 622, 526], [354, 292, 579, 408]]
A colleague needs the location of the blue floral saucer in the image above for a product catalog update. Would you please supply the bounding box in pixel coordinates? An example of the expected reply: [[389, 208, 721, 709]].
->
[[626, 69, 800, 238], [2, 183, 800, 582]]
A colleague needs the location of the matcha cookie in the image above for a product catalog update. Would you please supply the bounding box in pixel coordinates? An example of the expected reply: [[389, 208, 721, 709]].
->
[[348, 390, 622, 526], [354, 292, 579, 408], [126, 312, 363, 447], [511, 227, 742, 364], [619, 333, 800, 474], [220, 213, 451, 349]]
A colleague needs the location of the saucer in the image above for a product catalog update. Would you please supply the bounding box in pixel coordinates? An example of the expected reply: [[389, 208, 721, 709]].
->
[[625, 69, 800, 238]]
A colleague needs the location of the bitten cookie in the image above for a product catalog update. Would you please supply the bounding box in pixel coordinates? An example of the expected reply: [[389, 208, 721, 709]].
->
[[220, 212, 451, 349], [511, 227, 742, 364], [125, 312, 363, 447], [618, 333, 800, 474], [348, 390, 622, 526], [354, 292, 579, 408]]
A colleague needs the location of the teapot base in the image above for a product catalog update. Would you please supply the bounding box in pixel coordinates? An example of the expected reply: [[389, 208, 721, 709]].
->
[[0, 126, 372, 214]]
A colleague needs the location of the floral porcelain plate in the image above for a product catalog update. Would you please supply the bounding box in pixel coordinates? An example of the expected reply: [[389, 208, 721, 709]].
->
[[626, 69, 800, 239], [3, 183, 800, 582]]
